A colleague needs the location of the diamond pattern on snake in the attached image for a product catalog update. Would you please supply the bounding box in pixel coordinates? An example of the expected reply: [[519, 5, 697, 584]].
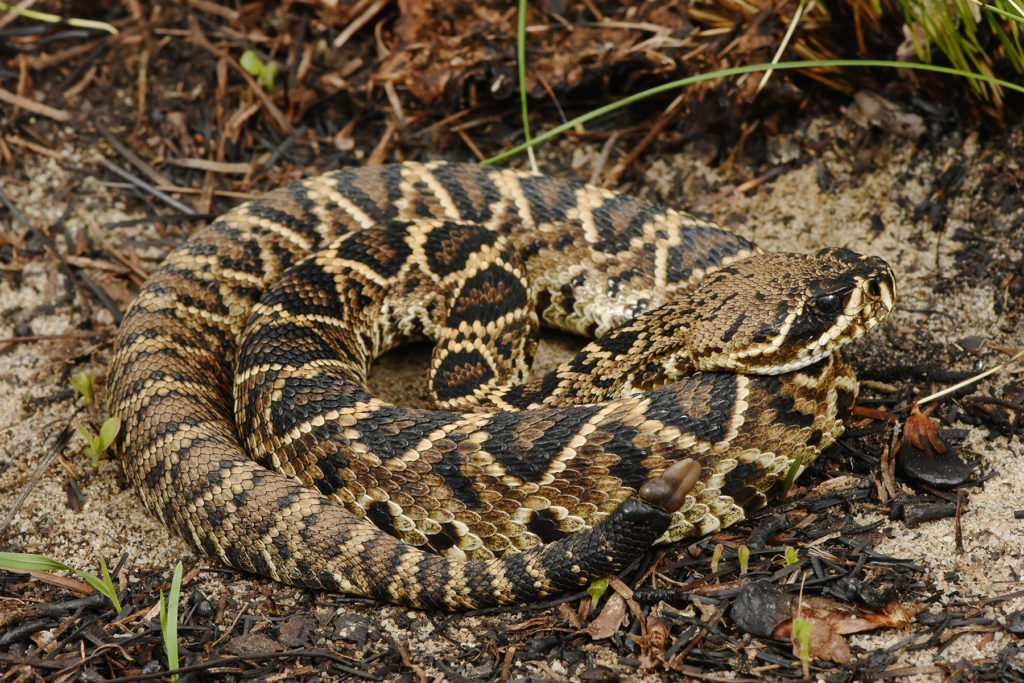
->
[[108, 162, 895, 610]]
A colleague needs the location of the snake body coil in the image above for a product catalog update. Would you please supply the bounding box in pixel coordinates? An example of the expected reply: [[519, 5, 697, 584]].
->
[[108, 162, 895, 609]]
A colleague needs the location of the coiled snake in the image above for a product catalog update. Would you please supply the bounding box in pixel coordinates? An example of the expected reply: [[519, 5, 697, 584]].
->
[[108, 162, 895, 610]]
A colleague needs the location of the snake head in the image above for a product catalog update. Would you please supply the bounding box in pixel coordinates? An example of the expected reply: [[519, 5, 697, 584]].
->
[[686, 247, 896, 375]]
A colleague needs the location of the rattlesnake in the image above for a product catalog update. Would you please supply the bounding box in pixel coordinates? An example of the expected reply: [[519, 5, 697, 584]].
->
[[108, 162, 894, 609]]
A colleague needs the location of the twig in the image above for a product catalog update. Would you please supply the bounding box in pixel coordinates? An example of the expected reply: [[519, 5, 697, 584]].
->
[[4, 133, 63, 159], [368, 120, 396, 165], [76, 269, 123, 324], [382, 79, 406, 129], [455, 128, 485, 161], [151, 185, 255, 200], [186, 0, 240, 21], [917, 348, 1024, 406], [224, 56, 293, 135], [24, 36, 117, 71], [333, 0, 389, 50], [0, 0, 36, 30], [254, 126, 306, 174], [163, 158, 254, 175], [589, 130, 618, 185], [756, 0, 814, 94], [603, 91, 685, 186], [0, 86, 70, 122], [98, 159, 197, 215], [95, 123, 175, 188], [0, 330, 105, 346], [0, 423, 73, 541]]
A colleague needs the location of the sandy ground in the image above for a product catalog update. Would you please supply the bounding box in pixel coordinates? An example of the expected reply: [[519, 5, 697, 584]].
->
[[1, 112, 1022, 679]]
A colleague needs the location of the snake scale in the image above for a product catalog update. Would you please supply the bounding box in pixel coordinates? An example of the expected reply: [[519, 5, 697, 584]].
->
[[107, 161, 895, 610]]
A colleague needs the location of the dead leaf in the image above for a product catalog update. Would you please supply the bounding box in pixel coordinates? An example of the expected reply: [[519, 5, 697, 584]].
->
[[777, 617, 851, 664], [846, 91, 926, 140], [586, 593, 629, 640]]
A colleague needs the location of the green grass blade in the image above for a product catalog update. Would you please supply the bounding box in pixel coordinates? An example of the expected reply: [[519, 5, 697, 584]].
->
[[517, 0, 537, 171], [482, 59, 1024, 165], [0, 551, 121, 611], [976, 0, 1024, 22], [781, 454, 804, 499], [99, 557, 122, 612], [160, 561, 183, 681], [983, 5, 1024, 73], [0, 551, 75, 572]]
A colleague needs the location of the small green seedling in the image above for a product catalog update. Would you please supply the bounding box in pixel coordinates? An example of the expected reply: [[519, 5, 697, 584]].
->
[[159, 562, 184, 681], [587, 577, 609, 608], [710, 543, 724, 573], [785, 546, 799, 566], [738, 545, 750, 574], [76, 417, 121, 462], [792, 615, 812, 677], [239, 50, 279, 92], [69, 371, 97, 404], [0, 552, 121, 612]]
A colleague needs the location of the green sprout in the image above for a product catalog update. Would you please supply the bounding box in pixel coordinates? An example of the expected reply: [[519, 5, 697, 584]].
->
[[710, 543, 724, 573], [239, 50, 279, 92], [738, 545, 750, 575], [587, 577, 609, 608], [159, 562, 184, 681], [69, 371, 96, 404], [76, 417, 121, 463], [0, 552, 121, 612], [792, 616, 812, 676], [785, 546, 799, 566]]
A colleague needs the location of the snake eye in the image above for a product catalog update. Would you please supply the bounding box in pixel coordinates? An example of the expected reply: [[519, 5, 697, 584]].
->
[[813, 289, 849, 316]]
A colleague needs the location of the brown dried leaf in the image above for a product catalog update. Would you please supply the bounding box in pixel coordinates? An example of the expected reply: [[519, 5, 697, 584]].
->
[[846, 91, 927, 141], [777, 617, 852, 664], [903, 402, 946, 455], [224, 632, 286, 656], [629, 613, 672, 668], [505, 615, 550, 633], [798, 594, 916, 635], [586, 593, 629, 640]]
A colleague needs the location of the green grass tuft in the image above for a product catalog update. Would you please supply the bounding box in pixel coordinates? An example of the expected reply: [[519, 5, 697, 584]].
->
[[897, 0, 1023, 103]]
